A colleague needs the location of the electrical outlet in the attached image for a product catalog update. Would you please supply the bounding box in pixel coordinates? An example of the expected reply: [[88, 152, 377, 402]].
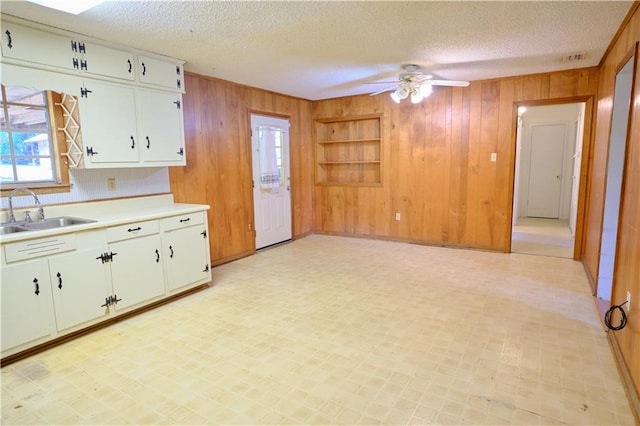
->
[[627, 291, 631, 311], [107, 177, 116, 191], [490, 153, 497, 162], [395, 212, 401, 221]]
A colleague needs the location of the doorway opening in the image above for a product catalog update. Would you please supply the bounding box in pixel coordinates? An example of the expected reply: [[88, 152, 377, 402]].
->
[[596, 55, 634, 308], [511, 102, 586, 259]]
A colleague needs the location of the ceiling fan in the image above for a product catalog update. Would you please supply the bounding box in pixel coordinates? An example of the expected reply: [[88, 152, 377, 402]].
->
[[368, 64, 470, 103]]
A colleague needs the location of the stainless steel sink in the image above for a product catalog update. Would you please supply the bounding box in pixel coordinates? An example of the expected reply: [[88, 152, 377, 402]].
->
[[23, 216, 97, 230], [0, 225, 31, 235]]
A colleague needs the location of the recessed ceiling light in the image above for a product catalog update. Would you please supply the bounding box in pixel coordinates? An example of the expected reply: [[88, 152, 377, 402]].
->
[[25, 0, 104, 15]]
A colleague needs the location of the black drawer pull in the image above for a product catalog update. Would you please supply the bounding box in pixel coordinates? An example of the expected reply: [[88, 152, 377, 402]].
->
[[127, 227, 141, 232], [179, 218, 191, 223]]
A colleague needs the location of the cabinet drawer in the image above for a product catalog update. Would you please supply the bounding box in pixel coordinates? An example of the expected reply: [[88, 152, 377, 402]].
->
[[161, 212, 205, 232], [4, 234, 76, 263], [106, 220, 159, 242]]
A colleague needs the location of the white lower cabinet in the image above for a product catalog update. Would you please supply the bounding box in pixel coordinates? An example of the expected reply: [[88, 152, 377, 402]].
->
[[1, 259, 53, 353], [162, 212, 211, 292], [48, 247, 110, 332], [1, 208, 211, 360], [107, 221, 165, 312]]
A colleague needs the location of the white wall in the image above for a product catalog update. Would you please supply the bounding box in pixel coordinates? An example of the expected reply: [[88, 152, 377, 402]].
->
[[1, 167, 170, 210], [517, 103, 582, 220]]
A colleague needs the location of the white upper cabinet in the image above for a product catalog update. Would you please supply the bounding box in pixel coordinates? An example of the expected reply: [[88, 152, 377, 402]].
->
[[2, 22, 136, 82], [137, 55, 184, 91], [2, 22, 77, 71], [76, 41, 136, 81], [1, 16, 187, 168], [77, 79, 140, 166], [137, 89, 185, 165]]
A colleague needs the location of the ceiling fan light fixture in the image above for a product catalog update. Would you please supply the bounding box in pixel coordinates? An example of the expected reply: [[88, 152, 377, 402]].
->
[[396, 85, 410, 99], [419, 83, 433, 98], [410, 91, 423, 104], [390, 91, 401, 104]]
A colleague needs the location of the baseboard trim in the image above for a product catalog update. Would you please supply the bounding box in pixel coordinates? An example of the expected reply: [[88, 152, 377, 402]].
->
[[1, 283, 209, 367], [607, 332, 640, 424]]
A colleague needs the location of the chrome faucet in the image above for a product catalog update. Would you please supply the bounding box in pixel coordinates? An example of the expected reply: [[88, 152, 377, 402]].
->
[[8, 188, 45, 223]]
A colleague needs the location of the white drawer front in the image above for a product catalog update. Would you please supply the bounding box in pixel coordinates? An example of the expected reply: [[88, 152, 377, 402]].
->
[[4, 234, 76, 263], [106, 220, 159, 242], [161, 212, 205, 232]]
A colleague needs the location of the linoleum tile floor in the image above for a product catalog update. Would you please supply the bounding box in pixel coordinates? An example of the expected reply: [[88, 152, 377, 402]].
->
[[1, 235, 635, 425]]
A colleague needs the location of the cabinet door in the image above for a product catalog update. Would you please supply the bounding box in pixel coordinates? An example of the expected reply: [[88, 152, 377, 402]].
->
[[1, 22, 76, 71], [48, 249, 110, 332], [109, 234, 166, 311], [137, 55, 183, 90], [77, 79, 139, 165], [81, 41, 136, 81], [1, 259, 53, 352], [137, 89, 185, 164], [164, 225, 210, 292]]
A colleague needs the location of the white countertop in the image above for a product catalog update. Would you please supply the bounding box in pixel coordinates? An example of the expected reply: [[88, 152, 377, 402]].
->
[[0, 194, 210, 244]]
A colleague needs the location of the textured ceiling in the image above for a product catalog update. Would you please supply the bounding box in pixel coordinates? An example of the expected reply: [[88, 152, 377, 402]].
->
[[0, 1, 634, 100]]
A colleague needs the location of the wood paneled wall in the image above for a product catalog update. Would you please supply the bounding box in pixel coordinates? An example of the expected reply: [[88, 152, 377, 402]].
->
[[313, 68, 599, 251], [169, 73, 314, 265], [584, 2, 640, 413]]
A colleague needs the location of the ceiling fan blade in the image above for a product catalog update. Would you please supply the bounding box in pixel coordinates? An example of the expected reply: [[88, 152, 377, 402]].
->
[[411, 74, 432, 82], [364, 81, 400, 84], [370, 86, 396, 96], [429, 79, 470, 87]]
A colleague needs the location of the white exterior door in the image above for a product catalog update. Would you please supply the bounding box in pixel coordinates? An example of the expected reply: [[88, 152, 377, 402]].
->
[[526, 123, 567, 218], [251, 114, 292, 249]]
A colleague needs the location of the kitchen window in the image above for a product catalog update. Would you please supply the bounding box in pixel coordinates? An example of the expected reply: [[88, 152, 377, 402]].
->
[[0, 85, 70, 195]]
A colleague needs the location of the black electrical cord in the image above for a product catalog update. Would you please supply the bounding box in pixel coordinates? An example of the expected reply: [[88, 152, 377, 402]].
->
[[604, 300, 628, 331]]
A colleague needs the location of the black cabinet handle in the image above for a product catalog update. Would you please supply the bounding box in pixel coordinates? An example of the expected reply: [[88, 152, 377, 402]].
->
[[179, 218, 190, 223], [146, 136, 150, 149], [155, 249, 160, 263], [6, 30, 12, 49], [57, 272, 63, 289], [127, 227, 141, 232], [127, 59, 132, 73], [33, 278, 40, 295], [130, 136, 135, 149], [169, 245, 174, 258], [141, 62, 146, 76]]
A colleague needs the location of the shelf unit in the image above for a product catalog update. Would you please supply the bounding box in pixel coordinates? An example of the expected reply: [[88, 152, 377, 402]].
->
[[315, 114, 382, 186]]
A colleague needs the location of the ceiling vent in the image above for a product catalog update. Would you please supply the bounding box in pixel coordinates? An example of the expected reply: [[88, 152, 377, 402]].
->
[[562, 52, 587, 63]]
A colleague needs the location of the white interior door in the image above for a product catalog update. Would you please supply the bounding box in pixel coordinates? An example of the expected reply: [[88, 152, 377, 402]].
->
[[251, 114, 292, 249], [526, 123, 567, 218], [569, 108, 585, 235]]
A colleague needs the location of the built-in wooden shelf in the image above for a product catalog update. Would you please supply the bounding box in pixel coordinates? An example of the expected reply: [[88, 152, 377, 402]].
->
[[314, 114, 382, 186]]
